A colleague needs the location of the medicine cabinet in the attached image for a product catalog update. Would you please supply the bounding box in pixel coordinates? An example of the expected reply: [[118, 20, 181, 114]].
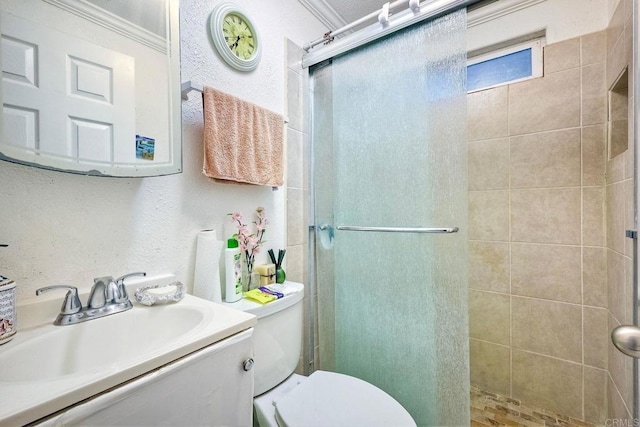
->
[[0, 0, 182, 177]]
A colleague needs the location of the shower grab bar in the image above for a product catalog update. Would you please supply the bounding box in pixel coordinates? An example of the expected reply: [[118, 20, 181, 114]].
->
[[336, 225, 458, 234]]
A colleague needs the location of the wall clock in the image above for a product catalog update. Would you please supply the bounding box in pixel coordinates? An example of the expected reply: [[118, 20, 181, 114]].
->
[[210, 3, 262, 72]]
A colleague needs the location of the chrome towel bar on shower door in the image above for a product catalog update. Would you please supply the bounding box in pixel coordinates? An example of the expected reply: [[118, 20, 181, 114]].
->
[[335, 225, 458, 234]]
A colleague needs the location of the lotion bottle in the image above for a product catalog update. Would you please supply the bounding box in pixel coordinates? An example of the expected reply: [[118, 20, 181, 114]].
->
[[225, 238, 242, 302]]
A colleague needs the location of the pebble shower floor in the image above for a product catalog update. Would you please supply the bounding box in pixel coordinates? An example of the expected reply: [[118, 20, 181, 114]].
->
[[471, 387, 597, 427]]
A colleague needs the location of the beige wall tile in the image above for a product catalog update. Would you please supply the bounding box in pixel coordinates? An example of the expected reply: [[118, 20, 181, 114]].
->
[[624, 24, 632, 85], [583, 247, 607, 307], [625, 179, 634, 257], [468, 86, 509, 142], [512, 350, 583, 419], [285, 243, 304, 283], [625, 256, 634, 324], [610, 80, 629, 121], [468, 139, 509, 190], [607, 0, 625, 54], [582, 63, 607, 126], [624, 0, 633, 27], [469, 190, 509, 241], [608, 376, 633, 422], [607, 150, 626, 183], [287, 128, 303, 189], [544, 38, 580, 74], [607, 37, 628, 90], [511, 243, 581, 304], [287, 69, 303, 132], [287, 39, 304, 74], [287, 188, 304, 246], [582, 125, 606, 186], [510, 129, 580, 188], [581, 31, 606, 66], [469, 290, 510, 345], [512, 297, 582, 362], [624, 112, 634, 179], [509, 68, 580, 135], [511, 188, 581, 244], [583, 186, 605, 247], [583, 307, 608, 369], [470, 339, 511, 396], [469, 241, 510, 292], [584, 367, 607, 424], [606, 181, 626, 253], [609, 119, 629, 160], [607, 250, 626, 324], [608, 314, 634, 413]]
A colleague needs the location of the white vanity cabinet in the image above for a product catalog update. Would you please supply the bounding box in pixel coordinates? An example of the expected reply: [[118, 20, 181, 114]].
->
[[35, 329, 254, 426]]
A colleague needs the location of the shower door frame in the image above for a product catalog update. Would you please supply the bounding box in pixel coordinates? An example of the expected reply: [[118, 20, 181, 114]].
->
[[303, 0, 484, 380], [304, 6, 470, 424]]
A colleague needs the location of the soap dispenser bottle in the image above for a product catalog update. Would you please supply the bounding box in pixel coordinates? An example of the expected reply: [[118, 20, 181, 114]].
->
[[224, 238, 242, 303]]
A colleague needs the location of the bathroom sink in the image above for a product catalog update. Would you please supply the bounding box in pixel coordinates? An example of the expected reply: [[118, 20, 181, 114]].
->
[[1, 305, 205, 382], [0, 274, 256, 426]]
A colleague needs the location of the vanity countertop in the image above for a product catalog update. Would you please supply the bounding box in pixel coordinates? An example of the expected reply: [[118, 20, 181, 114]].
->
[[0, 274, 256, 426]]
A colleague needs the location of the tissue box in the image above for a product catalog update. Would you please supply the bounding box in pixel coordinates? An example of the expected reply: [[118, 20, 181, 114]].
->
[[0, 277, 16, 345]]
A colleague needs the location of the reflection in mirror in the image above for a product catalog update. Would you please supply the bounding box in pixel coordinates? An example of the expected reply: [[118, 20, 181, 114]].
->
[[0, 0, 181, 177]]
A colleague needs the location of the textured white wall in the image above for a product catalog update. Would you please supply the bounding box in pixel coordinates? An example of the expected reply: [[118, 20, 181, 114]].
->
[[467, 0, 609, 52], [0, 0, 325, 302]]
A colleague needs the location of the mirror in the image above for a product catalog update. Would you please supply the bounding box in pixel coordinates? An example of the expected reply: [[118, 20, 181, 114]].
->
[[0, 0, 181, 177]]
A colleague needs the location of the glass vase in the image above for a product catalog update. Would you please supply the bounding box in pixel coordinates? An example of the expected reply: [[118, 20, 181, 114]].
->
[[241, 263, 260, 292]]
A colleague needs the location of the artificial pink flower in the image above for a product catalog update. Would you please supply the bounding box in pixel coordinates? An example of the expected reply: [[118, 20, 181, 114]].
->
[[228, 207, 268, 280]]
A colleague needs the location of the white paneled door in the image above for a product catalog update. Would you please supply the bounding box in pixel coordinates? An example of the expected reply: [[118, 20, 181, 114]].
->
[[1, 13, 135, 165]]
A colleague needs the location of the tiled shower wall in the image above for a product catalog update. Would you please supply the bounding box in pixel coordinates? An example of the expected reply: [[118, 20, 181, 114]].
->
[[285, 39, 313, 374], [468, 31, 609, 423], [605, 0, 634, 421]]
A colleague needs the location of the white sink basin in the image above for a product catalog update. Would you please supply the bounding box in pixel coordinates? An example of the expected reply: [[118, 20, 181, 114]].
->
[[1, 305, 205, 382], [0, 274, 256, 426]]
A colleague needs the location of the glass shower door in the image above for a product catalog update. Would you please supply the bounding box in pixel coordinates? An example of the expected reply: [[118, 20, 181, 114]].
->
[[312, 9, 469, 427]]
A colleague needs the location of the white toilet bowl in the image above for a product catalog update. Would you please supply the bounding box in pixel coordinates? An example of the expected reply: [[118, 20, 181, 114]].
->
[[254, 371, 416, 427], [225, 281, 416, 427]]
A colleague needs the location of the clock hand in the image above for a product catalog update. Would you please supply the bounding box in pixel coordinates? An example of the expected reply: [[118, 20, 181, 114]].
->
[[230, 35, 240, 50]]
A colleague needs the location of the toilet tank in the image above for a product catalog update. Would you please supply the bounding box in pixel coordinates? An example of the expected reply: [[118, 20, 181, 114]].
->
[[223, 281, 304, 396]]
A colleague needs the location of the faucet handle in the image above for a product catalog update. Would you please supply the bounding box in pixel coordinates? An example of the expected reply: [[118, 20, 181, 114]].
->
[[115, 272, 147, 284], [35, 285, 82, 315], [113, 272, 146, 303]]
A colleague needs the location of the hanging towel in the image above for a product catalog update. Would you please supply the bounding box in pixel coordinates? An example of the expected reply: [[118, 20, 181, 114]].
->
[[202, 86, 284, 187]]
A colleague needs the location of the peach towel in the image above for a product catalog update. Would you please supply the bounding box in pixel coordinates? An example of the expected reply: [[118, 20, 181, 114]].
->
[[202, 86, 284, 187]]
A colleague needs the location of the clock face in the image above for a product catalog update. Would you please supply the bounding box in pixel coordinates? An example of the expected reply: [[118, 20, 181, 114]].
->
[[210, 3, 261, 72], [223, 13, 255, 60]]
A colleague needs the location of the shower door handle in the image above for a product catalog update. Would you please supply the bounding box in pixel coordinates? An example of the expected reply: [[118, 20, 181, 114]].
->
[[336, 226, 458, 234], [612, 325, 640, 358]]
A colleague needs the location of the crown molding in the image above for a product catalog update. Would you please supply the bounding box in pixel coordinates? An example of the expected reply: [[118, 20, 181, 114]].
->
[[467, 0, 546, 28], [300, 0, 547, 33], [43, 0, 167, 53], [297, 0, 347, 30]]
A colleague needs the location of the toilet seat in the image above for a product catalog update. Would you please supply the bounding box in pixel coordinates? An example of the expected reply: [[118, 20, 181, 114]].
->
[[273, 370, 416, 427]]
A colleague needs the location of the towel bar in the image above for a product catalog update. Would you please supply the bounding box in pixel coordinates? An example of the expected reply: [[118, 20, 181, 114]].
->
[[181, 80, 289, 124], [181, 80, 204, 100]]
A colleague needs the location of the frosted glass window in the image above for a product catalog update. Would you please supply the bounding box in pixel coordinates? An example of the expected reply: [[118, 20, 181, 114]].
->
[[467, 38, 543, 92]]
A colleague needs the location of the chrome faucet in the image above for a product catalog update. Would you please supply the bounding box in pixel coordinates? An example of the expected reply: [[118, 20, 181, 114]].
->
[[36, 272, 146, 326]]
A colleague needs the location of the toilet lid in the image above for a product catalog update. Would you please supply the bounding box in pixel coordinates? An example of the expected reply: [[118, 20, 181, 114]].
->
[[274, 371, 416, 427]]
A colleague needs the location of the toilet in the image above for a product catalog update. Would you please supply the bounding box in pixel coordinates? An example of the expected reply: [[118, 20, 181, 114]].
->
[[225, 281, 416, 427]]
